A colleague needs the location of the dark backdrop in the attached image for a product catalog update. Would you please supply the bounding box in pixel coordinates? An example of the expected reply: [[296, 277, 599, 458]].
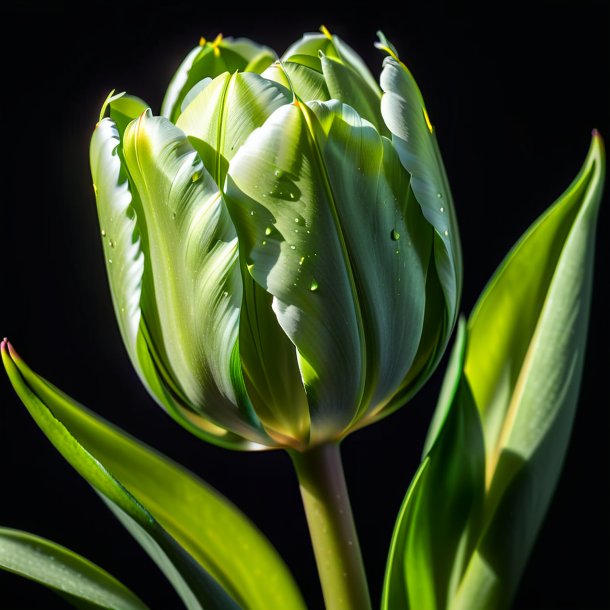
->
[[1, 2, 608, 609]]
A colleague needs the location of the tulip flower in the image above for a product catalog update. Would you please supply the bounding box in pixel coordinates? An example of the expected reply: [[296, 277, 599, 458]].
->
[[90, 28, 461, 454]]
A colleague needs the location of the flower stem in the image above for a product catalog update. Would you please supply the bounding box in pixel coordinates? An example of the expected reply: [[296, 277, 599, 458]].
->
[[289, 442, 372, 610]]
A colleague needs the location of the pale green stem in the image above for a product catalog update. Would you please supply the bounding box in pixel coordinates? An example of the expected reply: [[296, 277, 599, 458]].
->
[[289, 442, 372, 610]]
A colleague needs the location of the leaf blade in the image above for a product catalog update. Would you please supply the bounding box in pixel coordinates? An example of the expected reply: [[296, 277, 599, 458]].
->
[[0, 527, 149, 610], [2, 342, 307, 610]]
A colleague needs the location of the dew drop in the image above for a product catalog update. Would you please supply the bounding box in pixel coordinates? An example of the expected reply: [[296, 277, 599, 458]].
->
[[289, 192, 295, 200], [264, 226, 272, 236], [108, 258, 113, 264], [299, 256, 305, 266], [290, 244, 296, 250], [101, 229, 106, 237], [310, 280, 319, 292], [294, 217, 300, 223], [395, 249, 400, 255], [109, 239, 116, 248], [172, 211, 177, 220], [262, 240, 267, 246], [306, 230, 311, 234], [93, 184, 98, 195], [390, 229, 400, 241], [191, 171, 201, 182], [437, 192, 443, 199], [294, 228, 299, 233], [444, 230, 449, 236], [274, 169, 283, 178], [250, 210, 255, 216], [440, 207, 445, 213]]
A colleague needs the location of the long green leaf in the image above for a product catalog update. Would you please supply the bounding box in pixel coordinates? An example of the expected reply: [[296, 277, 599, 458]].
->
[[382, 132, 605, 610], [226, 99, 431, 443], [0, 527, 149, 610], [2, 342, 307, 610]]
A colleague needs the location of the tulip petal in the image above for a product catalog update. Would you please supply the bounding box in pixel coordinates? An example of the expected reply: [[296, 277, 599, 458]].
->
[[382, 133, 605, 610], [2, 343, 308, 610], [226, 100, 430, 442], [318, 53, 386, 133], [0, 527, 150, 610], [162, 37, 275, 123], [176, 72, 309, 444], [261, 57, 330, 104], [121, 112, 269, 444], [176, 71, 291, 187], [91, 114, 266, 449], [283, 30, 379, 97], [378, 39, 462, 339], [283, 31, 385, 132]]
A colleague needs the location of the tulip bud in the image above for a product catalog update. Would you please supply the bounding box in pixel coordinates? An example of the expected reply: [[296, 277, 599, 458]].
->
[[90, 29, 462, 451]]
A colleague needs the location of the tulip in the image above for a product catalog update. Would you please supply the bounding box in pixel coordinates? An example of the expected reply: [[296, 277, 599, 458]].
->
[[90, 29, 462, 609], [90, 28, 461, 454]]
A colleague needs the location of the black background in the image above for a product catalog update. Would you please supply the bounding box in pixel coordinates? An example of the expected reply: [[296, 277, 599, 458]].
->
[[0, 2, 608, 609]]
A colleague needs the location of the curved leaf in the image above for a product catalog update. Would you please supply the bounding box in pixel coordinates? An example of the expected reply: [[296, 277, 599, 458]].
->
[[0, 527, 149, 610], [382, 132, 605, 610], [162, 36, 275, 123], [2, 342, 307, 610], [226, 99, 431, 443]]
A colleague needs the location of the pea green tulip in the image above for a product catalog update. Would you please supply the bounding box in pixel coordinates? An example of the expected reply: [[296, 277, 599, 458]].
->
[[90, 28, 462, 453]]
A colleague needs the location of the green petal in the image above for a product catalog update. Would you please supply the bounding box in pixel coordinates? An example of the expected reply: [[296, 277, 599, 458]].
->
[[121, 111, 269, 444], [282, 30, 384, 131], [0, 527, 149, 610], [261, 58, 330, 104], [319, 53, 386, 132], [382, 133, 605, 610], [91, 115, 265, 449], [2, 344, 307, 610], [162, 37, 275, 123], [226, 100, 431, 442], [378, 42, 462, 336], [176, 71, 308, 444], [176, 71, 291, 186]]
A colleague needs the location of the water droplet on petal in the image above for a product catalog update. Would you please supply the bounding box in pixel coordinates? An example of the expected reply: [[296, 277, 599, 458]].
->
[[440, 207, 445, 213], [172, 211, 177, 220], [299, 256, 305, 266], [192, 171, 201, 182], [444, 230, 449, 236], [294, 217, 300, 223], [109, 239, 116, 248], [93, 184, 98, 195], [390, 229, 400, 241], [290, 244, 296, 250], [437, 192, 443, 199], [274, 169, 283, 178], [289, 192, 295, 200], [310, 279, 319, 292], [265, 226, 272, 236], [250, 210, 255, 216], [262, 240, 267, 245], [101, 229, 106, 237], [395, 249, 400, 255], [108, 258, 113, 264]]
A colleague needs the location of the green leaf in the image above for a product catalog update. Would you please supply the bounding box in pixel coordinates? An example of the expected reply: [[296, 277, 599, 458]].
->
[[0, 527, 149, 610], [2, 342, 307, 610], [382, 132, 605, 610], [91, 112, 269, 449], [381, 321, 486, 610], [378, 39, 462, 335], [226, 99, 431, 443], [162, 36, 275, 123]]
